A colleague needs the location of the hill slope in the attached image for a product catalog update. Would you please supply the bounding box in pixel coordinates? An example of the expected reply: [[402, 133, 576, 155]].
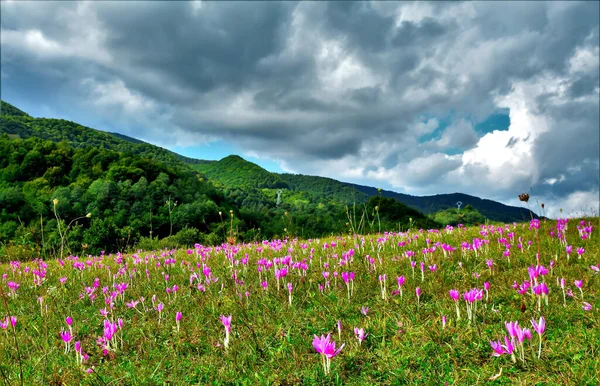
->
[[0, 100, 203, 168], [0, 99, 536, 225], [346, 184, 535, 223], [193, 155, 289, 189]]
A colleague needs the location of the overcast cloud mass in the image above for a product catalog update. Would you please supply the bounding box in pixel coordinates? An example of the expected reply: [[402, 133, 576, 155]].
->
[[1, 1, 599, 217]]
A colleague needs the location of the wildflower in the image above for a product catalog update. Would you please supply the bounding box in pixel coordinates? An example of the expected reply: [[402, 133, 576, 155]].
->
[[354, 327, 368, 345], [361, 306, 369, 316], [503, 336, 516, 362], [574, 280, 584, 299], [490, 339, 504, 357], [156, 303, 164, 324], [313, 334, 344, 375], [378, 274, 387, 300], [397, 276, 405, 298], [531, 316, 546, 359], [449, 289, 460, 320], [60, 330, 73, 353], [175, 312, 182, 332], [126, 299, 139, 308], [220, 315, 232, 349], [416, 287, 421, 306], [582, 302, 592, 311], [505, 321, 519, 338]]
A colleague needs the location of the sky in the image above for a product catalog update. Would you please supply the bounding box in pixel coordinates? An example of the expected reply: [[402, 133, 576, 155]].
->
[[1, 1, 599, 218]]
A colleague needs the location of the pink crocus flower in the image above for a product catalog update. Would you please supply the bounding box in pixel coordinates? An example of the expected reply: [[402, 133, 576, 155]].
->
[[397, 276, 405, 289], [582, 302, 592, 311], [354, 327, 368, 345], [66, 316, 73, 327], [156, 303, 164, 324], [416, 287, 421, 306], [126, 299, 139, 308], [394, 276, 406, 298], [449, 289, 461, 320], [175, 311, 182, 332], [531, 316, 546, 359], [490, 339, 504, 357], [505, 321, 519, 338], [503, 336, 516, 362], [60, 330, 72, 343], [1, 316, 17, 330], [220, 315, 232, 349], [287, 282, 293, 305], [574, 280, 584, 299], [449, 289, 459, 301], [312, 334, 344, 375], [361, 306, 369, 316], [60, 330, 73, 353]]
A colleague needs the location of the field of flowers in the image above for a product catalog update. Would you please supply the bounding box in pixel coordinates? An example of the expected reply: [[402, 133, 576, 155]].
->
[[1, 217, 598, 385]]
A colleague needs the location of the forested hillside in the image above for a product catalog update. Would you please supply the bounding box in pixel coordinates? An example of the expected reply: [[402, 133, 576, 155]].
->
[[348, 184, 536, 223], [193, 155, 289, 189], [0, 104, 204, 168], [0, 100, 531, 258]]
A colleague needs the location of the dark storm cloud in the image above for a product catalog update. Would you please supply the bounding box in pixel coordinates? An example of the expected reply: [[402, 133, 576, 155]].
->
[[1, 1, 598, 214]]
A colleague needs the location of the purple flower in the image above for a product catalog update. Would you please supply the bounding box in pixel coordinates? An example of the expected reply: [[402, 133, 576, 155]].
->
[[354, 327, 368, 345], [490, 339, 504, 356], [531, 316, 546, 336], [397, 276, 405, 287], [503, 336, 515, 355], [60, 330, 73, 343], [220, 315, 232, 332], [449, 289, 459, 301], [505, 321, 520, 338], [313, 333, 345, 374]]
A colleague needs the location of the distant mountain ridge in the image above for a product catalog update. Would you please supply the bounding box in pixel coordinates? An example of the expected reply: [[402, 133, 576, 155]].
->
[[346, 184, 534, 223], [0, 100, 536, 223]]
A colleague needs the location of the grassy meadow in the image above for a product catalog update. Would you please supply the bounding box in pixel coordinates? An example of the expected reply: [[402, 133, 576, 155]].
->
[[0, 217, 598, 385]]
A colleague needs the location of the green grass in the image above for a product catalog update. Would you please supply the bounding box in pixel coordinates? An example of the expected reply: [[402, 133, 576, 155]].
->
[[0, 217, 598, 385]]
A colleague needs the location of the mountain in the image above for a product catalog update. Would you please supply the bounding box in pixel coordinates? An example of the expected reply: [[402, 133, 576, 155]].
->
[[0, 98, 535, 251], [193, 155, 289, 189], [0, 101, 205, 168], [281, 173, 369, 204], [346, 184, 535, 223], [186, 151, 534, 223], [3, 100, 425, 257]]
